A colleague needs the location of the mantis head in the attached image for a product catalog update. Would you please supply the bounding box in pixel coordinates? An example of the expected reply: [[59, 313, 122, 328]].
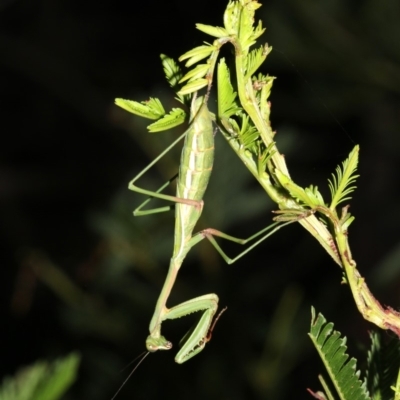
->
[[146, 335, 173, 353]]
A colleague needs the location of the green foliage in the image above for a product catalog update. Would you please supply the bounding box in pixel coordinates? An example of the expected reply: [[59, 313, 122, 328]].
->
[[0, 353, 80, 400], [275, 169, 326, 208], [178, 44, 216, 67], [217, 58, 240, 119], [328, 146, 360, 211], [228, 0, 265, 49], [309, 308, 370, 400], [179, 63, 209, 84], [365, 332, 400, 400], [115, 94, 186, 133], [160, 54, 184, 97], [115, 97, 165, 120], [195, 24, 228, 38], [217, 59, 275, 169], [245, 45, 269, 79], [309, 310, 400, 400], [177, 77, 209, 95], [147, 108, 186, 133]]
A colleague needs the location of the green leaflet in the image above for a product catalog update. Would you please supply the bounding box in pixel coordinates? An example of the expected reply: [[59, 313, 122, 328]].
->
[[179, 44, 216, 67], [115, 96, 186, 133], [309, 308, 370, 400], [159, 54, 189, 105], [115, 97, 165, 120], [244, 44, 270, 79], [195, 24, 228, 38], [147, 108, 186, 132], [217, 58, 241, 119], [328, 145, 360, 211], [179, 64, 210, 84], [160, 54, 183, 93], [178, 78, 208, 96], [309, 309, 400, 400], [365, 332, 400, 400]]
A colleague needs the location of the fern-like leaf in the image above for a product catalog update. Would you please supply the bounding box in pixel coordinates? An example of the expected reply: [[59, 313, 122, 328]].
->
[[147, 108, 186, 132], [160, 54, 183, 90], [245, 45, 267, 79], [115, 97, 165, 120], [195, 24, 228, 38], [178, 44, 216, 67], [159, 54, 189, 105], [328, 145, 359, 210], [309, 308, 370, 400], [178, 78, 209, 96], [217, 58, 241, 119], [179, 64, 210, 83], [238, 113, 259, 151], [365, 331, 400, 400]]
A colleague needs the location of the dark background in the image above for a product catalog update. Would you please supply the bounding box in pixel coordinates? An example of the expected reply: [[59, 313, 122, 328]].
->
[[1, 0, 400, 399]]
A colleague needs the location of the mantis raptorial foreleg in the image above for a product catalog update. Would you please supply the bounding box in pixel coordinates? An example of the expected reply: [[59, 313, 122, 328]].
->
[[146, 294, 219, 363]]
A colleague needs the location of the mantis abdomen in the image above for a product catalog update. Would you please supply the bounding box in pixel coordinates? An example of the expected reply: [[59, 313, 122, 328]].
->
[[173, 97, 214, 253]]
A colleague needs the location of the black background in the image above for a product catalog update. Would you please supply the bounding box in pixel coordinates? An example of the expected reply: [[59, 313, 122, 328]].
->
[[1, 0, 400, 399]]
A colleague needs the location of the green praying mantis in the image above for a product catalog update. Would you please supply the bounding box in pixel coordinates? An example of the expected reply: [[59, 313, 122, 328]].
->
[[115, 89, 305, 363]]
